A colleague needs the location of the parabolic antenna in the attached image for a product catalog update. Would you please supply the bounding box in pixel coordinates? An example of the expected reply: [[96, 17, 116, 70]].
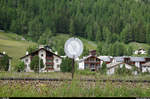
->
[[64, 37, 83, 59]]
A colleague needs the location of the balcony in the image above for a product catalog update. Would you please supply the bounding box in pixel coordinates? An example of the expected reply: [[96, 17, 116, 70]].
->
[[46, 62, 53, 65], [46, 57, 53, 59], [84, 61, 100, 63]]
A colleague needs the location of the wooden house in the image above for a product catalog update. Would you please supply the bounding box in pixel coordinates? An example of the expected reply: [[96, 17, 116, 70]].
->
[[20, 46, 62, 72], [78, 50, 101, 71], [107, 56, 150, 75], [78, 50, 113, 71]]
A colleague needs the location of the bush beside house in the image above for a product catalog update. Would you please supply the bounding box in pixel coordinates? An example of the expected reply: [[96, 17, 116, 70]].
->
[[60, 57, 72, 72], [30, 55, 44, 73], [0, 55, 9, 71], [16, 61, 25, 72]]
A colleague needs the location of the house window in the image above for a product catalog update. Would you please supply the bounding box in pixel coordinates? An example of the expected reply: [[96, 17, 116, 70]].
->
[[85, 64, 88, 69], [25, 59, 28, 62], [47, 59, 52, 63], [91, 64, 95, 69], [96, 58, 99, 62], [56, 59, 59, 63], [47, 64, 53, 68], [57, 65, 60, 68], [90, 58, 94, 61]]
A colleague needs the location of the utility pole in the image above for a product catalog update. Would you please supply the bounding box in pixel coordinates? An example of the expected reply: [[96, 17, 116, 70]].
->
[[72, 56, 75, 79]]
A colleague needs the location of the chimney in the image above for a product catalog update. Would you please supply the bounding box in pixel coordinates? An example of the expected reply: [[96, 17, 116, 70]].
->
[[26, 51, 29, 55], [3, 51, 5, 54], [55, 51, 58, 55], [89, 50, 96, 56], [39, 45, 44, 49]]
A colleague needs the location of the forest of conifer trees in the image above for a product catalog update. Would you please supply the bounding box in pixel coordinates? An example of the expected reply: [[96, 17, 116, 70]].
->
[[0, 0, 150, 56]]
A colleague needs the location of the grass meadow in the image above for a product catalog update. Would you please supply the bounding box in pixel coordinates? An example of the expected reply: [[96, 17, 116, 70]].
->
[[0, 78, 150, 97], [0, 72, 150, 97]]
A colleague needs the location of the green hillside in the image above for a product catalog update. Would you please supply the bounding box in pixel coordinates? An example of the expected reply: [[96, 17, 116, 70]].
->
[[0, 31, 37, 70], [0, 32, 97, 70], [0, 31, 150, 71], [50, 34, 97, 50], [128, 42, 150, 51], [127, 42, 150, 57]]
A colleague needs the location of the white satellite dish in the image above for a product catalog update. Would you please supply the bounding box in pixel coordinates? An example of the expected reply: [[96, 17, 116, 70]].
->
[[64, 37, 83, 59]]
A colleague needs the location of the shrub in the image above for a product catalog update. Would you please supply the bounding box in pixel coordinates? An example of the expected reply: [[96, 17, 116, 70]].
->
[[60, 57, 72, 72], [99, 62, 107, 75], [132, 65, 140, 75], [115, 64, 132, 76], [16, 61, 25, 72], [0, 55, 9, 71], [115, 65, 122, 75], [30, 55, 44, 73]]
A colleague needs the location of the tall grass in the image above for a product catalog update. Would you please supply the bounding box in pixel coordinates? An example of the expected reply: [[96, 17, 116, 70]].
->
[[0, 79, 150, 97]]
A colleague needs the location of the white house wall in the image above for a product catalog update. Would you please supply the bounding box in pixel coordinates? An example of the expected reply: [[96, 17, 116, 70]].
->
[[142, 67, 150, 72], [78, 61, 84, 70], [8, 59, 11, 71], [100, 61, 104, 66], [53, 55, 62, 71], [135, 62, 140, 68], [38, 50, 46, 69], [21, 56, 33, 72]]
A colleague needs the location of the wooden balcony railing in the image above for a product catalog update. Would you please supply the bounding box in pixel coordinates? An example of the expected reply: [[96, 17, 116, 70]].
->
[[46, 62, 53, 65], [84, 61, 100, 63], [46, 57, 53, 59]]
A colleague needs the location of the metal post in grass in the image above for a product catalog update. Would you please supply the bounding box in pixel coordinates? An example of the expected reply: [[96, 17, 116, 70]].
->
[[72, 56, 75, 79], [64, 37, 83, 80]]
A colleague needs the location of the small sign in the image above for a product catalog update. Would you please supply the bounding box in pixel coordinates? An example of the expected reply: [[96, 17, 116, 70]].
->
[[64, 37, 83, 59]]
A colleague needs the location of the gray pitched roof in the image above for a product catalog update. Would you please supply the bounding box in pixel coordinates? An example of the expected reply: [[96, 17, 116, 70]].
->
[[0, 52, 12, 59], [78, 55, 92, 62], [0, 52, 4, 56], [114, 57, 124, 62], [20, 48, 62, 59], [142, 62, 150, 66], [98, 56, 111, 62], [130, 57, 145, 62], [0, 54, 3, 57]]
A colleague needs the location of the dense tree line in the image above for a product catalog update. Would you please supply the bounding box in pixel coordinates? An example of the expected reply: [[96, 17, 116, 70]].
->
[[0, 0, 150, 53], [97, 42, 133, 56]]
